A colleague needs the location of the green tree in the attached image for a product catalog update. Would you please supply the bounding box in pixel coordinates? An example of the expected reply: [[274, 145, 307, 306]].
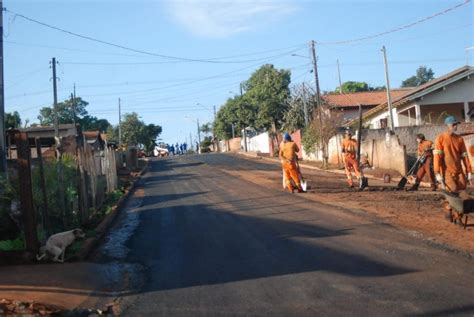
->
[[5, 111, 21, 129], [244, 64, 291, 131], [200, 123, 212, 137], [401, 66, 434, 87], [214, 95, 256, 140], [139, 123, 163, 155], [38, 97, 88, 125], [79, 115, 111, 132], [118, 112, 162, 150], [340, 81, 369, 93]]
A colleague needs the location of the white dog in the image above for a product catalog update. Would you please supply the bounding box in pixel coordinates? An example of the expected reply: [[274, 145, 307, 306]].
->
[[36, 228, 86, 262]]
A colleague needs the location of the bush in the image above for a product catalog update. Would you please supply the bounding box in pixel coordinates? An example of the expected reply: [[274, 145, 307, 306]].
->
[[0, 237, 24, 251]]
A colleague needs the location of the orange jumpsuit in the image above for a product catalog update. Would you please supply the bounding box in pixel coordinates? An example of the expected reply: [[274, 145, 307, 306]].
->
[[342, 137, 361, 186], [434, 132, 472, 192], [415, 140, 435, 187], [279, 141, 301, 192]]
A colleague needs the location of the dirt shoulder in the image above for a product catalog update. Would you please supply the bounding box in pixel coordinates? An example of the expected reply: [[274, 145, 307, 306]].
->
[[225, 155, 474, 256]]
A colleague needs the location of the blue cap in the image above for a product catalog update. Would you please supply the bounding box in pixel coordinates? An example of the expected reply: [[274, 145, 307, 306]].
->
[[444, 116, 460, 125], [283, 132, 291, 141]]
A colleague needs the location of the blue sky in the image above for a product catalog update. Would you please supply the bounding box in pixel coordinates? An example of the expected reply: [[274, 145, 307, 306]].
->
[[5, 0, 473, 144]]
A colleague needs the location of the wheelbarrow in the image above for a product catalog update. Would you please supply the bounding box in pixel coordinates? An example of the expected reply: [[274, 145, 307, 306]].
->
[[443, 192, 474, 229]]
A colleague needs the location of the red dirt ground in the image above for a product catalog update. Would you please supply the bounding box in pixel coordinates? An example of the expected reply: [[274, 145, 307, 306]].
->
[[223, 158, 474, 256]]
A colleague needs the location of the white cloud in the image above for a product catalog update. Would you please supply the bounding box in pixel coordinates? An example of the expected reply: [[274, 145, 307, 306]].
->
[[165, 0, 298, 38]]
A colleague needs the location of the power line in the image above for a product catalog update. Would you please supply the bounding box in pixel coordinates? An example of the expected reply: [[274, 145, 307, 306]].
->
[[5, 8, 306, 64], [319, 0, 471, 45]]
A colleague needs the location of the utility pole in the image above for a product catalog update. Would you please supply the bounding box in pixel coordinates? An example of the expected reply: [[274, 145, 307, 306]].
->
[[239, 83, 243, 96], [381, 45, 395, 132], [310, 40, 326, 167], [0, 0, 6, 174], [337, 59, 343, 94], [73, 83, 77, 126], [52, 57, 59, 140], [231, 123, 235, 139], [197, 118, 201, 153], [118, 98, 122, 147], [302, 83, 309, 127], [70, 93, 75, 125]]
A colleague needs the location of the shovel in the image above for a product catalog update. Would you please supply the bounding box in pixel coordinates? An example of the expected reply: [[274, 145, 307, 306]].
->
[[397, 155, 424, 189], [296, 159, 307, 192]]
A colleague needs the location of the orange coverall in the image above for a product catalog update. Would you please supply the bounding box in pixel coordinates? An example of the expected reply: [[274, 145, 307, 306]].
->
[[279, 141, 301, 192], [415, 140, 435, 187], [342, 138, 361, 186], [434, 132, 472, 192]]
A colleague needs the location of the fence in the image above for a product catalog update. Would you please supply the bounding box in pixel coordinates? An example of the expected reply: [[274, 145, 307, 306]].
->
[[0, 130, 118, 255]]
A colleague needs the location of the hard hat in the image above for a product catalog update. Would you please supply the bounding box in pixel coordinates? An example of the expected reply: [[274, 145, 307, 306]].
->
[[444, 116, 460, 125]]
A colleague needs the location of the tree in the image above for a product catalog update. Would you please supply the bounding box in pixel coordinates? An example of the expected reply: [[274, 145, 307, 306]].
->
[[79, 115, 111, 132], [139, 123, 162, 155], [118, 112, 162, 150], [401, 66, 434, 87], [214, 95, 257, 140], [38, 97, 88, 125], [302, 103, 344, 168], [244, 64, 291, 131], [340, 81, 369, 93], [281, 83, 314, 133], [5, 111, 21, 129], [199, 123, 212, 137]]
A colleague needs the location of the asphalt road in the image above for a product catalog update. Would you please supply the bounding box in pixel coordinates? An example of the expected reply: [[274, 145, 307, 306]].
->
[[102, 154, 474, 316]]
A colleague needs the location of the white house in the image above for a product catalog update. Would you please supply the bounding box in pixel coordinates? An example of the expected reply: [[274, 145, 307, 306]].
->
[[358, 66, 474, 129]]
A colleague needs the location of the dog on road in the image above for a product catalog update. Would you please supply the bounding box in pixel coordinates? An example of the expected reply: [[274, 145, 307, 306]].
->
[[36, 228, 86, 262]]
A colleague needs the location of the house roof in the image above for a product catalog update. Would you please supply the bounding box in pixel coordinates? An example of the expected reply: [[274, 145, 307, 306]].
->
[[358, 65, 474, 123], [20, 124, 77, 133], [322, 89, 411, 108]]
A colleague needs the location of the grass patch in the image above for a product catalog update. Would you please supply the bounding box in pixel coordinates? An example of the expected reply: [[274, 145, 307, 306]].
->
[[0, 237, 25, 251]]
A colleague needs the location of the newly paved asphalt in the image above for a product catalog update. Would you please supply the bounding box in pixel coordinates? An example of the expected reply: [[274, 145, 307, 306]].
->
[[102, 154, 474, 316]]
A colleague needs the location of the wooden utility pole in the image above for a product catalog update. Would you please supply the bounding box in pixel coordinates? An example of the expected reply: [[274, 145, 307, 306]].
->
[[52, 57, 59, 139], [357, 104, 363, 167], [70, 93, 75, 125], [310, 40, 326, 167], [35, 138, 51, 237], [337, 59, 343, 94], [15, 132, 39, 253], [73, 83, 77, 125], [118, 98, 122, 146], [302, 83, 309, 127], [381, 46, 395, 133], [197, 118, 201, 153], [0, 1, 6, 175]]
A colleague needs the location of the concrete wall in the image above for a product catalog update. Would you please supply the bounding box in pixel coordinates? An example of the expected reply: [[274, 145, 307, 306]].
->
[[247, 132, 271, 154], [219, 137, 242, 152]]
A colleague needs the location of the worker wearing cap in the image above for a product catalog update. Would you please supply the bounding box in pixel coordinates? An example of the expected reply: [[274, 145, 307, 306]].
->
[[279, 132, 303, 193], [341, 129, 363, 188], [434, 116, 472, 193], [408, 133, 436, 191]]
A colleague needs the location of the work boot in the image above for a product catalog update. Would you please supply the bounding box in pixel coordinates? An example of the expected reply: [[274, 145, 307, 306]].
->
[[359, 177, 368, 190], [408, 182, 419, 191]]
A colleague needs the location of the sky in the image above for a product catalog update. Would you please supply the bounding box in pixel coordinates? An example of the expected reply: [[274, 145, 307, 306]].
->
[[4, 0, 474, 145]]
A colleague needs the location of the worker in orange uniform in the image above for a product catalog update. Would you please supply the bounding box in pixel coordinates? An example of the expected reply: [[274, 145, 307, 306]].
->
[[279, 133, 303, 193], [342, 129, 366, 189], [434, 116, 472, 193], [408, 133, 436, 191]]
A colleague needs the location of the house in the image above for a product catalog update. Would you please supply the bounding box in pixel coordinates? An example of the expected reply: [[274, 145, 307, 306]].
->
[[322, 89, 411, 122], [359, 66, 474, 129]]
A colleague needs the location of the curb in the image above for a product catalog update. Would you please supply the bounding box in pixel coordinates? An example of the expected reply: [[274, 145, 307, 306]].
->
[[74, 159, 149, 261]]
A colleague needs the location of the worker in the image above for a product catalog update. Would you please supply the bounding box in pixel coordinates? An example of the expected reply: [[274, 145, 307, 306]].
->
[[408, 133, 436, 191], [341, 128, 366, 189], [279, 132, 303, 193], [434, 116, 472, 193]]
